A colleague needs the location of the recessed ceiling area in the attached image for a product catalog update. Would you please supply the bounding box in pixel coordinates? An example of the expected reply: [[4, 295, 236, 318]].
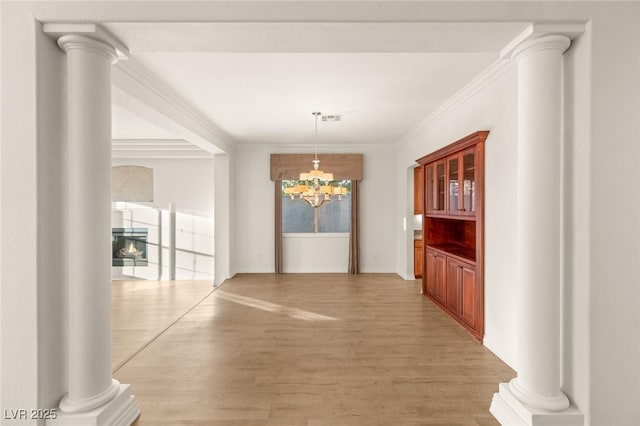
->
[[106, 21, 529, 148]]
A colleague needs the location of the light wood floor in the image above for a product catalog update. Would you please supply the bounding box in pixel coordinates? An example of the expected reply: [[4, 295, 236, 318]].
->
[[113, 274, 514, 426], [112, 280, 214, 370]]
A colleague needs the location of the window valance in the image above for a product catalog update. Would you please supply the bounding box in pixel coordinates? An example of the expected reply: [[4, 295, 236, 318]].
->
[[270, 154, 364, 181]]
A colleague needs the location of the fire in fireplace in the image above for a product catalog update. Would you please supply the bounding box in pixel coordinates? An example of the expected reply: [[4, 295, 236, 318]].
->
[[112, 228, 148, 267]]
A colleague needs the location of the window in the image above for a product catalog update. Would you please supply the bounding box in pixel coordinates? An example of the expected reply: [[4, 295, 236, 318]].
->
[[282, 180, 351, 233]]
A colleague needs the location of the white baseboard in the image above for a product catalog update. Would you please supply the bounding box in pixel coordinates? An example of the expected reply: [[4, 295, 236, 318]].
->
[[482, 333, 517, 370]]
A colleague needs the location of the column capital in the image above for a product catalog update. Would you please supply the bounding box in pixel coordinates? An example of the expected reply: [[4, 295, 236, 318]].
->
[[512, 35, 571, 63], [57, 34, 119, 64], [43, 23, 129, 60], [499, 23, 584, 60]]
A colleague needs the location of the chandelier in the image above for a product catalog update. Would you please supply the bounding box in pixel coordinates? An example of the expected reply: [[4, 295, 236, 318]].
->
[[283, 112, 347, 232]]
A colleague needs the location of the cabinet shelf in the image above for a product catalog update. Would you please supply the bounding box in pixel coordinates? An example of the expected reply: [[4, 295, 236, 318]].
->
[[426, 243, 475, 264], [425, 213, 476, 221]]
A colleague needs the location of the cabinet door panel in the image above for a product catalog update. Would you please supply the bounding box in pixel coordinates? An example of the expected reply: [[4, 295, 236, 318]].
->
[[414, 245, 423, 278], [446, 259, 460, 314], [448, 155, 460, 214], [434, 254, 446, 304], [426, 164, 435, 212], [425, 250, 436, 296], [461, 149, 476, 216], [435, 161, 446, 212], [460, 265, 476, 327]]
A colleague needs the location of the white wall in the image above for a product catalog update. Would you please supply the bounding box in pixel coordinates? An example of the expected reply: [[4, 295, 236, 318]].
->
[[1, 11, 70, 417], [562, 25, 591, 424], [111, 157, 215, 280], [112, 157, 214, 217], [235, 144, 396, 273], [35, 24, 69, 411], [284, 234, 349, 273], [215, 151, 235, 285], [234, 147, 273, 272]]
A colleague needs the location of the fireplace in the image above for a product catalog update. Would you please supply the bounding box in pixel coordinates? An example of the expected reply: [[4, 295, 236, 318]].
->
[[112, 228, 148, 267]]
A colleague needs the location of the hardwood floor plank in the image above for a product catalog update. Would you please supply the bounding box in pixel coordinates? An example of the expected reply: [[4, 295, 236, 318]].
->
[[113, 274, 514, 425]]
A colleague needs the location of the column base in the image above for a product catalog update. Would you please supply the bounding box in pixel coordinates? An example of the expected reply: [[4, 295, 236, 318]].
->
[[47, 383, 139, 426], [490, 383, 583, 426]]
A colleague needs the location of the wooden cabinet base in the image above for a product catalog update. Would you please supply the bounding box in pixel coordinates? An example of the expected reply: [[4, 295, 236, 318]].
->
[[424, 246, 482, 343]]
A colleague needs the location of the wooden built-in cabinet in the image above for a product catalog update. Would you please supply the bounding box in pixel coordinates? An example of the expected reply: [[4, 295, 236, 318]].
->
[[414, 239, 423, 278], [417, 131, 487, 342]]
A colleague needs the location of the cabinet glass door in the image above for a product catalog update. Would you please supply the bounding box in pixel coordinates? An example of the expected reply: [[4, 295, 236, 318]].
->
[[462, 150, 476, 214], [426, 164, 434, 212], [435, 161, 445, 212], [448, 156, 459, 213]]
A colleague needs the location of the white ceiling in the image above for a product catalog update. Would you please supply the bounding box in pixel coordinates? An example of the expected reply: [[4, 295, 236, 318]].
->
[[106, 21, 529, 149]]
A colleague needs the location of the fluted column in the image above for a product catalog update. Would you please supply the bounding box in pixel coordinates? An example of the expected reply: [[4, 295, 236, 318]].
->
[[490, 34, 583, 426], [52, 33, 139, 425]]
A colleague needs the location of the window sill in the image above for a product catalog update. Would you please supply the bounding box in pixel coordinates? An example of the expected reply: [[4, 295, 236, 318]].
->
[[283, 233, 349, 239]]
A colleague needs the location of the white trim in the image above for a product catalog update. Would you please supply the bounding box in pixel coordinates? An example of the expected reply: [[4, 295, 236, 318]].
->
[[395, 58, 515, 146], [236, 266, 275, 274], [236, 143, 390, 152], [360, 266, 397, 273], [393, 22, 585, 149], [398, 272, 416, 281], [483, 333, 516, 370], [283, 267, 350, 273], [112, 139, 214, 159], [112, 151, 214, 160]]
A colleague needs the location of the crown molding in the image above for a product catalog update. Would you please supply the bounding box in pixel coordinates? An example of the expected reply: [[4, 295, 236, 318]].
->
[[394, 21, 586, 148], [112, 139, 214, 159], [395, 57, 514, 146], [112, 150, 214, 160], [112, 59, 235, 154], [236, 142, 392, 152], [43, 23, 234, 154]]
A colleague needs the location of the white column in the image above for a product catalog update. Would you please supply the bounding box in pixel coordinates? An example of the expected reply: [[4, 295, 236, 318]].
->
[[53, 34, 139, 425], [490, 34, 583, 426], [512, 34, 570, 410]]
